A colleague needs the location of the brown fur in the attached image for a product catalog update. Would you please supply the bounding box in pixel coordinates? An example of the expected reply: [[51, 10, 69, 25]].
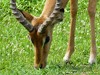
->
[[19, 0, 97, 68]]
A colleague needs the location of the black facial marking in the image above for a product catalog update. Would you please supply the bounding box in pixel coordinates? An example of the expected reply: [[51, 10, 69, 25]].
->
[[45, 36, 50, 44]]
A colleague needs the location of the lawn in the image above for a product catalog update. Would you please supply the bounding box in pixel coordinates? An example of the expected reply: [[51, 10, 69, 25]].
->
[[0, 0, 100, 75]]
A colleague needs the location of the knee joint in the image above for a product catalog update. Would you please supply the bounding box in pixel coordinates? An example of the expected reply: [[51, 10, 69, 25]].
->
[[71, 10, 77, 18], [88, 7, 96, 17]]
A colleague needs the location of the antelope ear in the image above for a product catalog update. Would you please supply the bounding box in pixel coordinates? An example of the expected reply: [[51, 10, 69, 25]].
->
[[18, 9, 34, 22]]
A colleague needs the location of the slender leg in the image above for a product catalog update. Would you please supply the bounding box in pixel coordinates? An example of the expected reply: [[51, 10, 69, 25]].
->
[[88, 0, 97, 64], [63, 0, 78, 62]]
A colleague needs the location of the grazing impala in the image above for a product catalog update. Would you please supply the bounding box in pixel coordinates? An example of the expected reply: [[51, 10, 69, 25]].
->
[[10, 0, 97, 68]]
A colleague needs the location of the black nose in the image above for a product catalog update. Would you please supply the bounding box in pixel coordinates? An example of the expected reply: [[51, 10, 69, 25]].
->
[[40, 64, 43, 69], [34, 64, 44, 69], [39, 64, 46, 69]]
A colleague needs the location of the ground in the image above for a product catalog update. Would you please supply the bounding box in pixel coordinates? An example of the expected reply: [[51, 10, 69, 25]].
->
[[0, 0, 100, 75]]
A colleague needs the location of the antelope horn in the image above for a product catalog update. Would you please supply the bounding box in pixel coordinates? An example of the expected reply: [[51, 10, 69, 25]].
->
[[10, 0, 34, 32], [38, 0, 61, 34]]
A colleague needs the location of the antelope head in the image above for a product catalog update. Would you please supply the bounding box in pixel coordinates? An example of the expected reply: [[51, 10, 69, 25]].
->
[[10, 0, 64, 68]]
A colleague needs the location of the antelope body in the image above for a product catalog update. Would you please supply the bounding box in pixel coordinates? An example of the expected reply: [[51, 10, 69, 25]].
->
[[10, 0, 97, 68]]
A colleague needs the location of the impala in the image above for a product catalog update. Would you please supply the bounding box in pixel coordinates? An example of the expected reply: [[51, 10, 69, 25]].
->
[[10, 0, 97, 68]]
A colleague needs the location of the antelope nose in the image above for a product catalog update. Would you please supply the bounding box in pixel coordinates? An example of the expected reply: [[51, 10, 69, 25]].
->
[[39, 63, 46, 69], [34, 63, 46, 69]]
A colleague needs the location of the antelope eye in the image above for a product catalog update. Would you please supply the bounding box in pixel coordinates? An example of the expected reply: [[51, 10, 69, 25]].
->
[[44, 36, 50, 44]]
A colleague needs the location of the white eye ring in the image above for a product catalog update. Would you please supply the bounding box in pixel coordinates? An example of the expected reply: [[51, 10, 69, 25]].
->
[[42, 37, 45, 48], [42, 36, 50, 47]]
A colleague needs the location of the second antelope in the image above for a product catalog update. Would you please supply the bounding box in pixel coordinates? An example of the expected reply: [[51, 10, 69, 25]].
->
[[10, 0, 97, 68]]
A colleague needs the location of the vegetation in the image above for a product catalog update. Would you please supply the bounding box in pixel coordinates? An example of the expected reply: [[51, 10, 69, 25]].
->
[[0, 0, 100, 75]]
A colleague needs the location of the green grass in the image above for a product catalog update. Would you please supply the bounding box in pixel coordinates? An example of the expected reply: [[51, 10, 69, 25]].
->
[[0, 0, 100, 75]]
